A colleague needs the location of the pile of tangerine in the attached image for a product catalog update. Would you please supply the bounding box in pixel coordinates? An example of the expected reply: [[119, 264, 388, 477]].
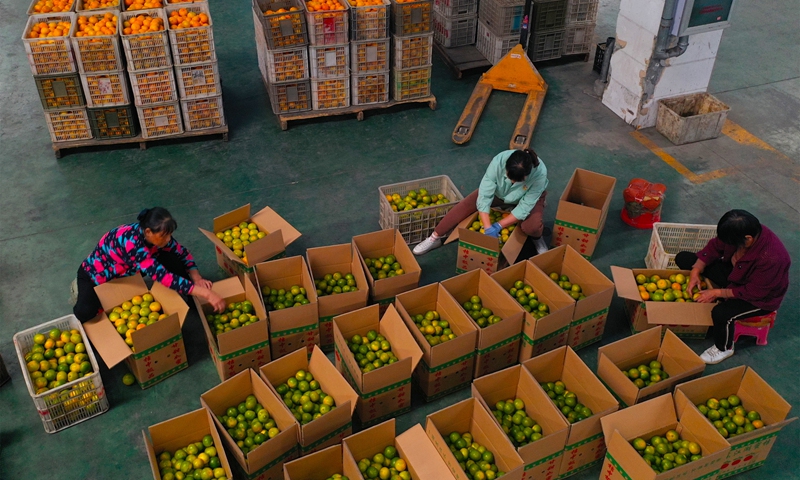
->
[[122, 14, 165, 35], [31, 0, 74, 13], [28, 21, 72, 39], [168, 8, 210, 29], [75, 12, 118, 36], [305, 0, 346, 12], [125, 0, 164, 10]]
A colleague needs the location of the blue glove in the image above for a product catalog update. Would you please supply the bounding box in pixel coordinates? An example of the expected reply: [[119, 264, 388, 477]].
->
[[484, 223, 502, 238]]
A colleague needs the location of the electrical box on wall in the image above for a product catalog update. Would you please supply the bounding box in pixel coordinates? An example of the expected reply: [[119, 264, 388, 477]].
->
[[672, 0, 736, 36]]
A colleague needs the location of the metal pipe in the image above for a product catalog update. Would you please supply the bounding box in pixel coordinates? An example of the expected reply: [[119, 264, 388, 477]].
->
[[599, 37, 615, 83], [653, 0, 689, 60]]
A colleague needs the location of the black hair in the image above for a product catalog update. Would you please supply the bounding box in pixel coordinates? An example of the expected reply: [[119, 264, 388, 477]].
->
[[717, 210, 761, 247], [505, 148, 540, 182], [137, 207, 177, 235]]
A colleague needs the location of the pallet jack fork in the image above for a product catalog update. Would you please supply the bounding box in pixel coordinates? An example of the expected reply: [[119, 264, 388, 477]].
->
[[452, 44, 548, 150]]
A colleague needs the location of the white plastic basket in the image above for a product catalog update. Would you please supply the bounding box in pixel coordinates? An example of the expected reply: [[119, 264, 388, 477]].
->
[[81, 70, 130, 107], [645, 222, 717, 269], [311, 76, 350, 110], [120, 8, 172, 71], [432, 11, 476, 48], [129, 67, 178, 106], [309, 44, 350, 78], [433, 0, 477, 17], [23, 13, 77, 76], [28, 0, 76, 15], [351, 39, 390, 74], [165, 2, 216, 66], [392, 32, 432, 69], [352, 72, 389, 105], [13, 315, 109, 433], [76, 0, 121, 12], [475, 18, 516, 65], [44, 108, 94, 142], [306, 5, 349, 45], [180, 95, 225, 131], [174, 62, 222, 99], [137, 101, 184, 138], [263, 47, 309, 84], [71, 9, 124, 73]]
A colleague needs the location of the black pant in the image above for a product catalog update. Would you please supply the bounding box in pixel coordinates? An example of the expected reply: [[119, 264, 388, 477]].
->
[[675, 252, 770, 350], [73, 251, 191, 323]]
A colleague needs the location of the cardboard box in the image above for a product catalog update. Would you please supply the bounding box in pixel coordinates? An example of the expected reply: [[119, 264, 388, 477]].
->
[[255, 256, 320, 360], [283, 444, 361, 480], [343, 419, 457, 480], [597, 328, 705, 408], [195, 276, 271, 382], [551, 168, 616, 260], [307, 243, 370, 352], [522, 346, 619, 478], [83, 273, 190, 389], [600, 394, 731, 480], [200, 369, 299, 480], [144, 408, 234, 480], [440, 269, 525, 378], [395, 283, 479, 402], [444, 210, 528, 275], [611, 266, 715, 339], [491, 261, 576, 362], [333, 304, 422, 426], [352, 229, 422, 309], [199, 204, 301, 280], [259, 346, 357, 455], [529, 246, 614, 350], [674, 366, 797, 479], [425, 398, 525, 480], [472, 365, 571, 480]]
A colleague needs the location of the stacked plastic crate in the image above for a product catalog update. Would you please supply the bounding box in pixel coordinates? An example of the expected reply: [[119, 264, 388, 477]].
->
[[391, 0, 434, 101], [562, 0, 597, 57], [528, 0, 567, 62], [305, 0, 350, 110], [475, 0, 524, 64], [433, 0, 477, 49], [346, 0, 391, 106]]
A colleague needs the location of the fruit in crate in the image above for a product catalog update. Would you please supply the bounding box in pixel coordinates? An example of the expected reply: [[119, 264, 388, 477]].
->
[[156, 435, 227, 480], [125, 0, 164, 9], [122, 14, 165, 34], [461, 295, 502, 328], [630, 431, 702, 473], [108, 293, 169, 348], [547, 273, 586, 301], [38, 76, 81, 109], [326, 475, 349, 480], [357, 445, 408, 480], [28, 20, 72, 40], [314, 78, 348, 109], [410, 310, 457, 345], [315, 272, 359, 297], [262, 7, 304, 47], [31, 0, 74, 13], [696, 395, 765, 439], [468, 210, 513, 246], [444, 431, 506, 479], [622, 360, 670, 389], [168, 8, 210, 29], [275, 369, 337, 425], [394, 0, 431, 35], [261, 284, 310, 310], [364, 255, 405, 280], [348, 330, 399, 373], [207, 301, 260, 336], [24, 328, 95, 394], [215, 222, 268, 265], [305, 0, 346, 12], [386, 188, 450, 212], [635, 272, 706, 302], [217, 395, 281, 454], [540, 381, 593, 424], [81, 0, 120, 10], [168, 0, 205, 3], [507, 280, 550, 318], [491, 398, 544, 447], [75, 12, 118, 36]]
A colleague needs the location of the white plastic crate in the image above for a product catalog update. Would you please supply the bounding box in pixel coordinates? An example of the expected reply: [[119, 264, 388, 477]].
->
[[351, 39, 390, 74], [475, 18, 516, 65], [175, 62, 222, 98], [76, 0, 122, 11], [180, 95, 225, 131], [81, 70, 130, 106], [645, 222, 717, 270], [478, 0, 524, 36], [254, 0, 309, 49], [352, 72, 389, 105], [137, 101, 184, 138], [165, 2, 217, 66], [44, 108, 93, 142], [264, 47, 309, 83], [309, 44, 350, 78], [268, 80, 312, 114], [311, 76, 350, 110], [13, 315, 109, 434], [566, 0, 598, 25], [391, 0, 433, 35], [27, 0, 76, 15], [433, 0, 477, 17], [392, 65, 431, 100], [432, 11, 476, 48], [23, 13, 77, 76], [129, 67, 178, 106], [562, 23, 594, 55], [344, 0, 390, 40], [392, 32, 432, 69], [71, 9, 124, 73], [306, 6, 349, 45], [120, 8, 172, 71], [378, 175, 464, 244]]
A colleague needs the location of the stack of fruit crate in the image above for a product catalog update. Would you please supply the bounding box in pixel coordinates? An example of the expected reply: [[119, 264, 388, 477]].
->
[[391, 0, 433, 101], [306, 0, 351, 110], [346, 0, 391, 106], [433, 0, 477, 49], [562, 0, 597, 57], [527, 0, 567, 62], [475, 0, 524, 64]]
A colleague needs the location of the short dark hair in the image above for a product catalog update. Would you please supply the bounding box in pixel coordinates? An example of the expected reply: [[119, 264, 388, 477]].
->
[[717, 210, 761, 247], [138, 207, 177, 234], [505, 148, 540, 182]]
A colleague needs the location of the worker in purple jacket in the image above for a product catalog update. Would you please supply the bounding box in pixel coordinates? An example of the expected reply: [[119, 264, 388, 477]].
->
[[675, 210, 790, 364]]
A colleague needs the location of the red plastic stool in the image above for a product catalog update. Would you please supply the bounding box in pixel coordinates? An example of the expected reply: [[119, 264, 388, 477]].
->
[[733, 311, 776, 346]]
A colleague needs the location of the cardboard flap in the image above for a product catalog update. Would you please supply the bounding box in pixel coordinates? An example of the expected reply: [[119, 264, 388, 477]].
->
[[597, 327, 662, 364], [310, 346, 358, 416], [646, 301, 714, 326], [93, 273, 148, 312], [381, 304, 423, 371], [283, 444, 343, 480], [143, 430, 160, 480], [605, 430, 655, 480], [396, 424, 456, 480], [150, 280, 190, 326], [445, 213, 478, 245], [597, 351, 638, 408], [601, 394, 676, 442], [213, 204, 251, 232], [251, 205, 301, 246], [740, 367, 793, 424], [673, 366, 745, 418], [610, 266, 640, 302], [501, 227, 527, 265], [130, 312, 180, 352], [83, 313, 132, 368], [343, 419, 396, 462], [243, 228, 285, 265], [458, 227, 500, 253]]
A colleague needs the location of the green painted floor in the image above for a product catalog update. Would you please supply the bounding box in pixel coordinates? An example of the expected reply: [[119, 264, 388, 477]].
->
[[1, 0, 798, 478]]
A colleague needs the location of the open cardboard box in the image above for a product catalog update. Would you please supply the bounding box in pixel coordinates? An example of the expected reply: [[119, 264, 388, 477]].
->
[[259, 346, 357, 455], [83, 273, 190, 389], [200, 369, 298, 480], [551, 168, 616, 260], [611, 266, 715, 339], [444, 209, 528, 275], [597, 328, 704, 408], [307, 243, 369, 352], [491, 261, 576, 362], [199, 204, 301, 280], [195, 275, 271, 381], [522, 346, 619, 478], [395, 283, 479, 402], [283, 444, 361, 480], [144, 408, 234, 480], [343, 419, 457, 480], [674, 366, 796, 478], [601, 394, 730, 480], [333, 304, 422, 426], [472, 365, 570, 480], [529, 245, 614, 350], [352, 229, 422, 309], [440, 269, 524, 378], [255, 256, 319, 360], [425, 398, 525, 480]]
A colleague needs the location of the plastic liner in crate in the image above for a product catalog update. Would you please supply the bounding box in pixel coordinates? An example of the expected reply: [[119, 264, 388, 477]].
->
[[305, 3, 349, 45], [351, 38, 390, 74], [478, 0, 523, 36], [181, 95, 226, 131], [255, 0, 309, 49], [35, 73, 85, 110], [45, 107, 93, 142], [129, 67, 178, 106], [475, 18, 516, 65], [175, 61, 223, 99], [28, 0, 77, 15], [378, 175, 464, 244], [13, 315, 109, 434], [433, 0, 477, 17], [71, 9, 124, 73], [268, 79, 312, 114], [81, 70, 130, 107], [528, 28, 563, 62], [645, 222, 716, 269], [23, 13, 77, 76], [165, 3, 216, 66], [120, 8, 172, 71], [344, 0, 390, 40], [433, 11, 476, 48], [391, 0, 432, 35], [311, 76, 350, 110], [352, 72, 389, 105], [392, 32, 432, 68], [562, 23, 594, 55], [566, 0, 598, 25], [76, 0, 122, 11], [392, 65, 431, 101], [309, 43, 350, 78], [137, 101, 184, 138], [88, 104, 139, 139], [531, 0, 567, 32]]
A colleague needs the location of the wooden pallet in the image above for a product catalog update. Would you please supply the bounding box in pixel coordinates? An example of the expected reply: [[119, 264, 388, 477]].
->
[[275, 96, 437, 130], [433, 43, 491, 79]]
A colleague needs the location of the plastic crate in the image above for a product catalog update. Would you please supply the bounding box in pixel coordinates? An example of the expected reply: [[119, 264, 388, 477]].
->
[[306, 6, 349, 45], [12, 315, 109, 434], [254, 0, 309, 49], [311, 76, 350, 110], [165, 0, 210, 3], [71, 9, 124, 73], [391, 0, 433, 35], [35, 73, 85, 110], [475, 19, 516, 64], [433, 12, 476, 48], [23, 13, 77, 76], [645, 222, 717, 270], [562, 23, 593, 55], [129, 67, 178, 106], [566, 0, 598, 25], [137, 101, 184, 138], [263, 47, 308, 83], [174, 62, 222, 98], [528, 28, 563, 62], [268, 79, 312, 114], [478, 0, 523, 36], [352, 72, 389, 105], [592, 40, 606, 72], [351, 39, 390, 74], [253, 7, 271, 80], [88, 104, 139, 139], [433, 0, 477, 17], [165, 3, 216, 66], [309, 44, 350, 78], [76, 0, 121, 11], [392, 32, 432, 68], [344, 0, 390, 40], [120, 8, 172, 71], [28, 0, 76, 15], [530, 0, 567, 33], [392, 65, 430, 100], [378, 175, 464, 244], [44, 108, 93, 142], [180, 95, 225, 131], [81, 70, 130, 106]]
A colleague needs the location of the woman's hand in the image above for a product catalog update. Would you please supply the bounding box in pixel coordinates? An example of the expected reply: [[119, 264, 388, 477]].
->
[[484, 223, 502, 238], [687, 267, 704, 294], [189, 269, 213, 290], [695, 289, 720, 303], [192, 286, 226, 312]]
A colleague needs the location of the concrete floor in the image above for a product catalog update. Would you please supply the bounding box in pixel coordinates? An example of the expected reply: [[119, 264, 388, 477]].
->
[[0, 0, 798, 478]]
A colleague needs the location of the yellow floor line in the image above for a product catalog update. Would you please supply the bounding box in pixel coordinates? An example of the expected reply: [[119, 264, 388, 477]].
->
[[721, 120, 791, 160], [630, 130, 729, 184]]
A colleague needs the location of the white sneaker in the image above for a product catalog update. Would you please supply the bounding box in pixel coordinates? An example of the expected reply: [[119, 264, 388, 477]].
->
[[69, 278, 78, 306], [413, 235, 443, 256], [533, 237, 549, 255], [700, 345, 734, 364]]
